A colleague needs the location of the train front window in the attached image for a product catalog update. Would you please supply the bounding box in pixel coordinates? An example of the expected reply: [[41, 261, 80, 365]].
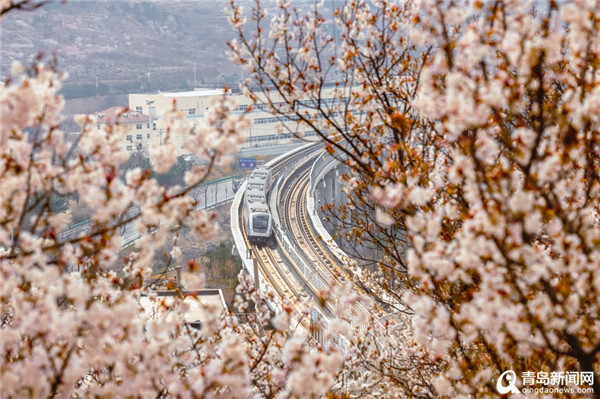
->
[[252, 215, 269, 231]]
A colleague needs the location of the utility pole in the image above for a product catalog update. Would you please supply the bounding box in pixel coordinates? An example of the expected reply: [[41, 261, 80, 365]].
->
[[146, 99, 155, 165]]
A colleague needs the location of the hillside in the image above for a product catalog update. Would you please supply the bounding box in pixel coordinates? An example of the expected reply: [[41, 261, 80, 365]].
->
[[0, 0, 245, 96]]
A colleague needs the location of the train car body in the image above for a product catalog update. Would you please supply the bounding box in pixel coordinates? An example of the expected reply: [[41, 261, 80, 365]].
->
[[243, 167, 274, 245], [248, 167, 272, 192], [247, 176, 267, 192], [244, 200, 272, 245]]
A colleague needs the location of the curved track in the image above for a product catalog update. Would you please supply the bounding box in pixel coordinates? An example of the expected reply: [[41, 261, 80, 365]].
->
[[237, 144, 380, 336], [279, 161, 344, 297], [240, 217, 311, 328], [237, 143, 322, 328], [276, 155, 384, 336]]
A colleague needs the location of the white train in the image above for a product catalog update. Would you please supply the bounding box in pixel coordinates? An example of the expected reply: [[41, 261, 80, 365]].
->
[[243, 167, 273, 245]]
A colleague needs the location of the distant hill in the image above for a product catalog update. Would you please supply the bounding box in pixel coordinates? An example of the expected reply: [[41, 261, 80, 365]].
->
[[0, 0, 246, 97]]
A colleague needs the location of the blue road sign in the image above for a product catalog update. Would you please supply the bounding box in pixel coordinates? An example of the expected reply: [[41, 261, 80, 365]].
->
[[238, 158, 257, 169]]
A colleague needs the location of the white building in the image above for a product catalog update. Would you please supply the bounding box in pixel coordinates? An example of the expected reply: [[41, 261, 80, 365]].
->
[[76, 106, 152, 154], [128, 88, 335, 156]]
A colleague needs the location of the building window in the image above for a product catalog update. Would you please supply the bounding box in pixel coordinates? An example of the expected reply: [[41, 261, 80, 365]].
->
[[126, 135, 132, 142], [147, 122, 150, 128], [136, 134, 142, 140], [189, 108, 196, 115], [136, 124, 142, 130], [135, 106, 142, 113], [153, 122, 156, 131], [97, 124, 101, 130], [126, 145, 132, 151], [254, 115, 300, 125], [147, 134, 150, 138]]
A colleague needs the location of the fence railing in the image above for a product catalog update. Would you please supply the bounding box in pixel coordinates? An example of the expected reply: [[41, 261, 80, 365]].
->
[[58, 175, 239, 248]]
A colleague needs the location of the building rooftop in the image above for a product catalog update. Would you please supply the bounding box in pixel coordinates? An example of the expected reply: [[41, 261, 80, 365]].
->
[[162, 89, 224, 98], [95, 106, 150, 124], [139, 289, 228, 330]]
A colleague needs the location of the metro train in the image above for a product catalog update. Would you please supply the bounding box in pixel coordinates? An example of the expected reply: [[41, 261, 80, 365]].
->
[[243, 167, 274, 245]]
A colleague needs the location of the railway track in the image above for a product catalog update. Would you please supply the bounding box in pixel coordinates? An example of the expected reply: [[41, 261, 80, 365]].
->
[[279, 161, 341, 295], [235, 143, 388, 338], [236, 143, 322, 328], [241, 222, 311, 328], [277, 155, 387, 336], [278, 154, 365, 301]]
